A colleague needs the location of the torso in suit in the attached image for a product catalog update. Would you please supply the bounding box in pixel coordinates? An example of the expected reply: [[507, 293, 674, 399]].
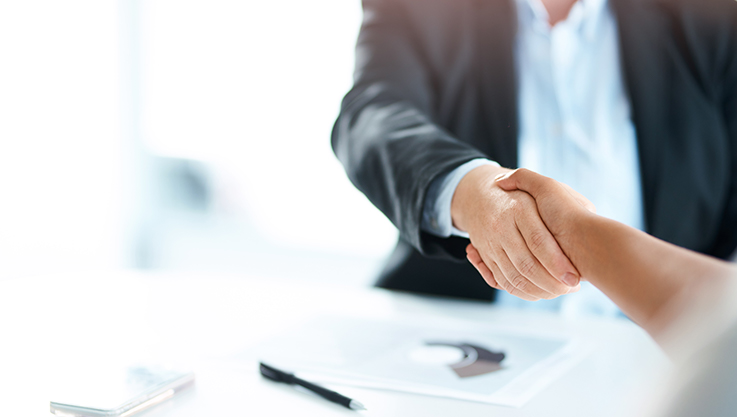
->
[[332, 0, 737, 301]]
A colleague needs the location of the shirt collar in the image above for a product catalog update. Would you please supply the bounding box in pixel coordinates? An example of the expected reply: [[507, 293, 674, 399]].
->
[[515, 0, 609, 40]]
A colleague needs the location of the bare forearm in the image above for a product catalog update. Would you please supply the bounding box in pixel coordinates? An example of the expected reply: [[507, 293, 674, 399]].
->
[[566, 213, 735, 333], [492, 168, 736, 336]]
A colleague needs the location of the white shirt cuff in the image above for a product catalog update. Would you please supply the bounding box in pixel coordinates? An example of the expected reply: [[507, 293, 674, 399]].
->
[[421, 158, 500, 238]]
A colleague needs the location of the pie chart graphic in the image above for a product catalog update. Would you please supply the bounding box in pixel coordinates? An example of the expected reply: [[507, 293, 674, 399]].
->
[[425, 341, 506, 378]]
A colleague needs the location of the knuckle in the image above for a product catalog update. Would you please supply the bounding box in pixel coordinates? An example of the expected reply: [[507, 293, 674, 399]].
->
[[509, 273, 528, 292], [496, 274, 512, 292], [527, 230, 549, 253], [488, 222, 502, 236], [485, 241, 501, 256], [488, 217, 503, 233], [511, 198, 533, 219], [517, 257, 538, 278], [508, 285, 531, 300], [506, 283, 521, 296], [510, 204, 527, 222]]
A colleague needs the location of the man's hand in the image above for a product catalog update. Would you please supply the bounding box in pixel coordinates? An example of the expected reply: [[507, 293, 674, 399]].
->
[[465, 168, 597, 294], [496, 168, 596, 239], [452, 165, 583, 301]]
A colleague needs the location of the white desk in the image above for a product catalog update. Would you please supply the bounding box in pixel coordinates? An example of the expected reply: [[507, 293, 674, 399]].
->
[[0, 271, 669, 416]]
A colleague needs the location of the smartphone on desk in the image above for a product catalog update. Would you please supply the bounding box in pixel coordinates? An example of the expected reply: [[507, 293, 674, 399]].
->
[[50, 366, 194, 417]]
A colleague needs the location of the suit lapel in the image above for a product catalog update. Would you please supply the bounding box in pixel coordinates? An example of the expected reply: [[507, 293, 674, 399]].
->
[[472, 0, 721, 251], [611, 0, 671, 235], [474, 0, 519, 169]]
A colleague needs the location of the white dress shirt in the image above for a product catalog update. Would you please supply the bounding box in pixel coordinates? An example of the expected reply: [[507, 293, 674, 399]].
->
[[421, 0, 644, 316]]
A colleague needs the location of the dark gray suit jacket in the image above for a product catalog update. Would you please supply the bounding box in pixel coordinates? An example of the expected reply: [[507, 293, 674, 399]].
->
[[332, 0, 737, 301]]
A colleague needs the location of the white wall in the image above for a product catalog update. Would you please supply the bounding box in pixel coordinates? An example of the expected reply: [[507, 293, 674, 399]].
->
[[0, 0, 397, 282], [0, 1, 126, 279], [139, 0, 397, 258]]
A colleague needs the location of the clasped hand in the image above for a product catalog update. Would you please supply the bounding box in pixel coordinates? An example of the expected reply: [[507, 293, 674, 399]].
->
[[451, 166, 594, 301]]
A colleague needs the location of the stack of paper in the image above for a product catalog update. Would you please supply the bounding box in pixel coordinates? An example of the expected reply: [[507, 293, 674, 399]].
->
[[249, 316, 590, 407]]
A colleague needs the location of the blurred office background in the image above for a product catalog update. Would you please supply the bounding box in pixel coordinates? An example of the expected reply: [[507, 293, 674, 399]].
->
[[0, 0, 397, 285]]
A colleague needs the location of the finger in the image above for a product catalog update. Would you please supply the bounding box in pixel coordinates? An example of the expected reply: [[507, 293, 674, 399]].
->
[[466, 245, 501, 290], [499, 168, 596, 214], [495, 168, 554, 198], [485, 259, 532, 299], [515, 207, 581, 288], [469, 241, 530, 299], [473, 243, 519, 296], [496, 217, 570, 295], [493, 246, 547, 301], [499, 237, 568, 300]]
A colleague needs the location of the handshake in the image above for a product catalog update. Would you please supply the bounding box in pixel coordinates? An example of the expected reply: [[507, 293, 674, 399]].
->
[[452, 166, 597, 301]]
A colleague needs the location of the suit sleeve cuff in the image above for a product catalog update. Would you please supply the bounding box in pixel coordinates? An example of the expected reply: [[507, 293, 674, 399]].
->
[[421, 158, 500, 238]]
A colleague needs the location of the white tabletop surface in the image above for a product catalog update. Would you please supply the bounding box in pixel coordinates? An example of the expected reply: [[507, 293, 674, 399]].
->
[[0, 271, 670, 416]]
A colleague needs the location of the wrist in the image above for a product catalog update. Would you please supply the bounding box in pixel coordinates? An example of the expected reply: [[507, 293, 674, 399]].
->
[[562, 211, 604, 281], [451, 165, 510, 232]]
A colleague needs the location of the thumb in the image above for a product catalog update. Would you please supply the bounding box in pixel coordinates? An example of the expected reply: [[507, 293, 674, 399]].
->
[[495, 168, 549, 199]]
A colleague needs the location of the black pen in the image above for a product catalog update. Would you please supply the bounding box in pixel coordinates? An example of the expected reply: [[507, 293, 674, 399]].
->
[[259, 362, 366, 411]]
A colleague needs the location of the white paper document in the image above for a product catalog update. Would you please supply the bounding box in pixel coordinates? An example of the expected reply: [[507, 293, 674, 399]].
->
[[250, 316, 591, 407]]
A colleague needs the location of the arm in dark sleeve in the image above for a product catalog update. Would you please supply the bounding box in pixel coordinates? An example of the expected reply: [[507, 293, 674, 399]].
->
[[712, 7, 737, 258], [331, 0, 487, 260]]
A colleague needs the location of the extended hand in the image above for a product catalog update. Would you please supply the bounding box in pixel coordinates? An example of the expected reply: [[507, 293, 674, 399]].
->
[[496, 168, 596, 238], [452, 166, 584, 301], [465, 168, 596, 295]]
